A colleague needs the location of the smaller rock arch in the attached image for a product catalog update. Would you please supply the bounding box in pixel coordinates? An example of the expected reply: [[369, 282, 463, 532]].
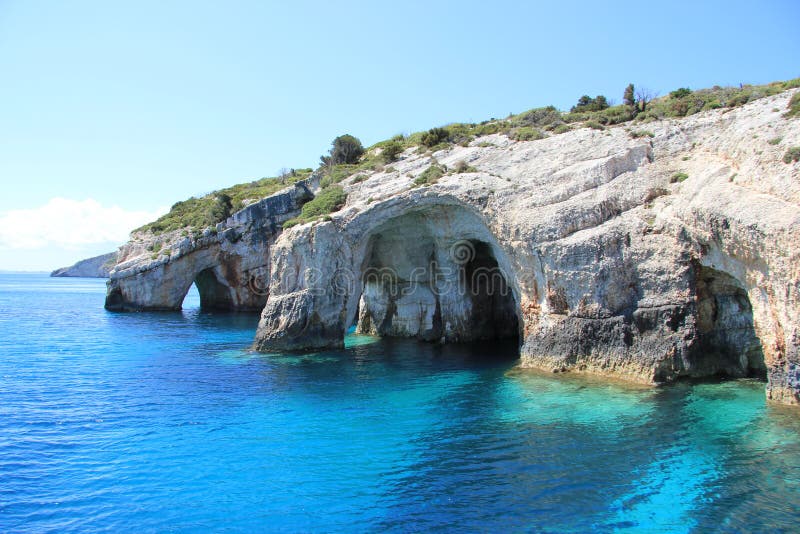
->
[[191, 267, 235, 311], [105, 181, 311, 313]]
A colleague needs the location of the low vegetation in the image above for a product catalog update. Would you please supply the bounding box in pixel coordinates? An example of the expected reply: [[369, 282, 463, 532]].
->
[[136, 169, 313, 235], [786, 93, 800, 118], [282, 186, 348, 228], [137, 78, 800, 237], [629, 130, 655, 139], [784, 147, 800, 164], [453, 160, 477, 174], [671, 172, 689, 183], [413, 164, 446, 186], [510, 127, 545, 141], [380, 140, 404, 162]]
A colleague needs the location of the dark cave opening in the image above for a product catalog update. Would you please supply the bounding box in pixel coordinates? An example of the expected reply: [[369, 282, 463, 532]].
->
[[691, 265, 766, 380], [461, 240, 520, 341], [353, 212, 520, 347], [194, 268, 234, 311]]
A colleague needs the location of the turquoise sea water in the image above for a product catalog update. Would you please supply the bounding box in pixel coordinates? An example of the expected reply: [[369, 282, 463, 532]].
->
[[1, 274, 799, 532]]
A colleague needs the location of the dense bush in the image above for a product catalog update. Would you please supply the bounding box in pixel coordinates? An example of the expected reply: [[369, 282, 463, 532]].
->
[[381, 141, 404, 162], [210, 193, 233, 222], [571, 95, 609, 112], [321, 134, 364, 166], [413, 164, 445, 186], [513, 106, 561, 128], [511, 127, 545, 141], [300, 186, 347, 218], [670, 172, 689, 183], [421, 127, 449, 147], [282, 186, 348, 228], [444, 124, 475, 146], [629, 80, 800, 121], [670, 88, 692, 99], [373, 78, 800, 159], [784, 147, 800, 164], [623, 84, 635, 107], [472, 122, 501, 136]]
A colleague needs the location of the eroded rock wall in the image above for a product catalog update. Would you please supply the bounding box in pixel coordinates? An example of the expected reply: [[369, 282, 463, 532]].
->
[[254, 90, 800, 406], [105, 181, 314, 311]]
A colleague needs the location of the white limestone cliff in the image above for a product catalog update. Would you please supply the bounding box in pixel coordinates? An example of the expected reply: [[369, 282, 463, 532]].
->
[[254, 90, 800, 405]]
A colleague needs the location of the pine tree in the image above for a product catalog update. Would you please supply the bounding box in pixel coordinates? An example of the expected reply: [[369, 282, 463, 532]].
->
[[623, 83, 635, 107]]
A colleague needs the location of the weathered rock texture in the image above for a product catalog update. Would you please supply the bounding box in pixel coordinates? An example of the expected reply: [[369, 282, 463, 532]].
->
[[105, 180, 314, 311], [252, 90, 800, 406], [51, 252, 117, 278]]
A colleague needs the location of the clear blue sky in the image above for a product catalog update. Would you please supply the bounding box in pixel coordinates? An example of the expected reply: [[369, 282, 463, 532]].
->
[[0, 0, 798, 270]]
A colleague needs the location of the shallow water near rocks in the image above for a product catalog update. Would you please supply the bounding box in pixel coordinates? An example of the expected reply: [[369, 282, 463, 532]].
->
[[1, 274, 799, 532]]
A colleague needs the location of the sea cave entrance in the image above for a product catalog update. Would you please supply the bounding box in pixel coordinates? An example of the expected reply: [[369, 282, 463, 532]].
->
[[349, 206, 521, 349], [194, 267, 235, 311], [690, 265, 766, 379], [177, 267, 237, 312]]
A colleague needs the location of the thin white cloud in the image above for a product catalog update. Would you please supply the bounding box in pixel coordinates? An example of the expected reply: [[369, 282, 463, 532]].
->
[[0, 198, 166, 249]]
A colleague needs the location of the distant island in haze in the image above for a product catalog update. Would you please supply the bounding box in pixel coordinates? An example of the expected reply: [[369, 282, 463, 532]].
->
[[50, 252, 117, 278]]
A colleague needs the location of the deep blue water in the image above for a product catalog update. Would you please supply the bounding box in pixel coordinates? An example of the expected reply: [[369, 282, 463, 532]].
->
[[1, 274, 799, 532]]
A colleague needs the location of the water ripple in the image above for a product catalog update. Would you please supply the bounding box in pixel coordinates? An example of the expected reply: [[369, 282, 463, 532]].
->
[[1, 275, 799, 532]]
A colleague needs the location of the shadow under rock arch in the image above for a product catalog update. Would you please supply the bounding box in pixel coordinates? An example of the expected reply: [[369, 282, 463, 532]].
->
[[342, 198, 523, 350], [686, 263, 766, 380]]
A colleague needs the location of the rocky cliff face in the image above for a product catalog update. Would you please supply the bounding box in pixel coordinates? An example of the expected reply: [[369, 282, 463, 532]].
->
[[252, 90, 800, 406], [51, 252, 117, 278], [105, 180, 314, 311]]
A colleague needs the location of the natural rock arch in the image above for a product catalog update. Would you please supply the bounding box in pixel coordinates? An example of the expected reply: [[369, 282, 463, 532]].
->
[[349, 206, 522, 345], [105, 181, 313, 313], [254, 195, 525, 352], [105, 256, 264, 312]]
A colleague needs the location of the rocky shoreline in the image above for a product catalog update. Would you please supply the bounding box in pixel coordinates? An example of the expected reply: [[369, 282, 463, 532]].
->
[[105, 90, 800, 406]]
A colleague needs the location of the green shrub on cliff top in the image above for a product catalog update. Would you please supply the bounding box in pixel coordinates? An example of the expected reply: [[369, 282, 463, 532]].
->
[[786, 93, 800, 118], [511, 106, 561, 128], [783, 147, 800, 164], [510, 127, 545, 141], [380, 140, 404, 162], [282, 186, 348, 228], [413, 164, 445, 186], [420, 127, 449, 147]]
